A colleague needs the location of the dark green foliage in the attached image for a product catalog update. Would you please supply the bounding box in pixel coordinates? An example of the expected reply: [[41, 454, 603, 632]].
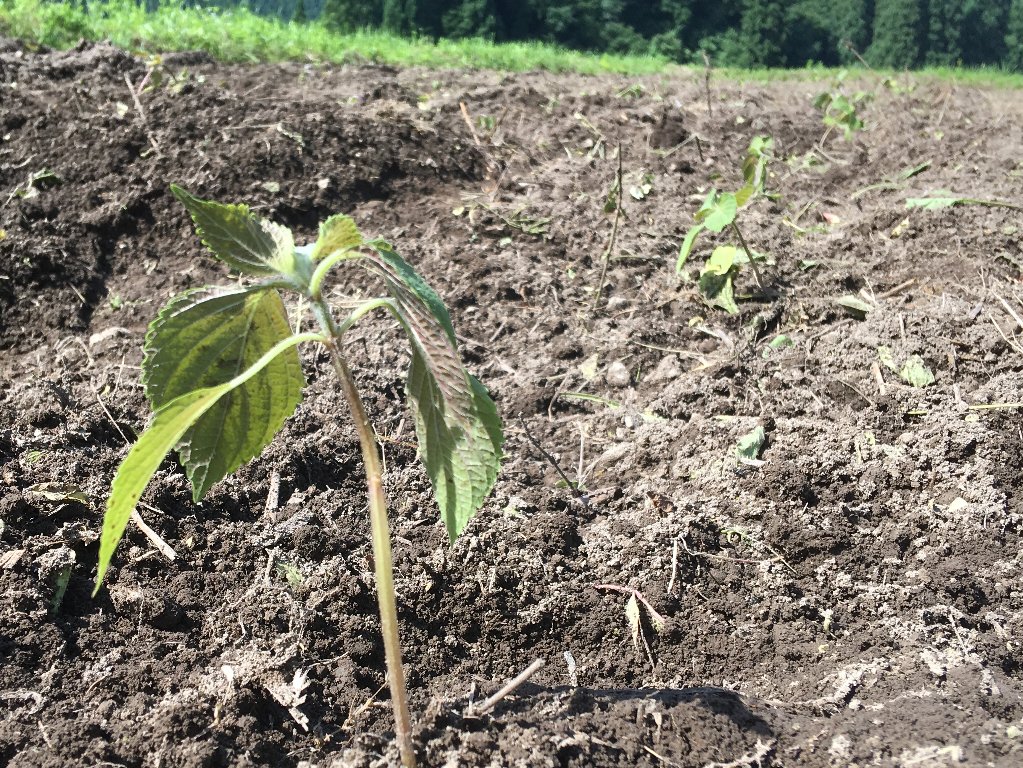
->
[[382, 0, 415, 34], [959, 0, 1009, 66], [736, 0, 786, 67], [1008, 0, 1023, 71], [441, 0, 497, 39], [831, 0, 871, 63], [321, 0, 380, 30], [867, 0, 924, 68], [784, 0, 840, 66], [925, 0, 964, 65], [127, 0, 1023, 70]]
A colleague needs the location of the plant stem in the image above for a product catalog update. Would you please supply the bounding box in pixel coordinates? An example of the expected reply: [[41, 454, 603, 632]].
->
[[730, 221, 766, 293], [311, 301, 416, 768], [590, 143, 624, 318]]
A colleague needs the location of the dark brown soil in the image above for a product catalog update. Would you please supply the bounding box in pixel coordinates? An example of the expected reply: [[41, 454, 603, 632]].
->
[[3, 40, 1023, 768]]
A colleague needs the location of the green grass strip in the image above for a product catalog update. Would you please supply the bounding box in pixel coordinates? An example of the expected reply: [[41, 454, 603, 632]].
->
[[0, 0, 672, 74], [2, 0, 1021, 84]]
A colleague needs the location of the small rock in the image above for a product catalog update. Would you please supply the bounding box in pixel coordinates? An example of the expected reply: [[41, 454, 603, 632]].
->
[[605, 360, 631, 388], [646, 355, 681, 384]]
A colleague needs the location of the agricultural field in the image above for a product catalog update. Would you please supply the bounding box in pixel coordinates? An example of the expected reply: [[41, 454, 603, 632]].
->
[[2, 38, 1023, 768]]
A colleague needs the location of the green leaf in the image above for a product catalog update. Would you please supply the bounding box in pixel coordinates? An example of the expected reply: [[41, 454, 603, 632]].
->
[[813, 92, 833, 110], [96, 386, 236, 591], [741, 135, 772, 192], [762, 334, 793, 358], [703, 244, 738, 276], [406, 348, 503, 541], [898, 161, 931, 180], [734, 183, 755, 208], [699, 246, 739, 314], [312, 214, 363, 261], [676, 223, 704, 272], [905, 196, 963, 210], [97, 331, 317, 592], [736, 425, 766, 461], [905, 195, 1023, 212], [171, 184, 297, 277], [837, 295, 874, 317], [697, 192, 737, 233], [143, 287, 305, 501], [367, 242, 457, 344], [362, 243, 502, 540], [900, 356, 935, 387]]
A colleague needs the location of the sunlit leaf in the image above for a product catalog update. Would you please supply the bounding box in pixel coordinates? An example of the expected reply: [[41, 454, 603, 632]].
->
[[312, 214, 363, 260], [734, 183, 755, 208], [676, 222, 704, 272], [96, 386, 235, 591], [361, 243, 502, 540], [696, 191, 737, 232], [736, 426, 766, 461], [699, 246, 740, 314], [97, 332, 313, 591], [171, 185, 296, 277], [143, 287, 304, 500], [762, 334, 793, 358], [900, 356, 935, 387], [837, 295, 874, 317]]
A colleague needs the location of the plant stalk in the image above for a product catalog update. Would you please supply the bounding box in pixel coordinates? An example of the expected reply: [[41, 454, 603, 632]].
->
[[312, 301, 417, 768], [730, 221, 766, 293]]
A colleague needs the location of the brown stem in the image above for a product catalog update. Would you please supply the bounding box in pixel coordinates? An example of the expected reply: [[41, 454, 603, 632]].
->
[[730, 221, 766, 293], [590, 143, 624, 318], [315, 303, 416, 768]]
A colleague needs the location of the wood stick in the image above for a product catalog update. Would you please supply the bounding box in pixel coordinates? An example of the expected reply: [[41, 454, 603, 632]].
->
[[473, 659, 546, 715]]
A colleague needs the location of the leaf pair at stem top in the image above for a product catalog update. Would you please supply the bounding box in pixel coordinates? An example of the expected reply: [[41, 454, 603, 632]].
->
[[95, 185, 503, 591]]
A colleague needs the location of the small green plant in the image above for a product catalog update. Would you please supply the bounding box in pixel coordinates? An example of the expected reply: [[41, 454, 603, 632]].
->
[[813, 71, 869, 141], [93, 185, 504, 768], [676, 136, 773, 312]]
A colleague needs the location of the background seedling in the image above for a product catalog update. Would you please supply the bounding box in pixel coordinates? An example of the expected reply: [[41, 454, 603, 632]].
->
[[94, 186, 503, 768], [813, 71, 870, 142], [676, 136, 774, 308]]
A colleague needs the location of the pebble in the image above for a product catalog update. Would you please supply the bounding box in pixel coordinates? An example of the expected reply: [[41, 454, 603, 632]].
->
[[605, 360, 631, 388]]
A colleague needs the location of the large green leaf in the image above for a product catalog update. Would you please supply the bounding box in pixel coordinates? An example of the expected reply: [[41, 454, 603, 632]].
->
[[696, 191, 737, 233], [96, 331, 317, 591], [699, 245, 740, 314], [143, 287, 305, 500], [171, 185, 297, 277], [362, 243, 502, 540], [407, 349, 502, 540], [96, 387, 230, 591]]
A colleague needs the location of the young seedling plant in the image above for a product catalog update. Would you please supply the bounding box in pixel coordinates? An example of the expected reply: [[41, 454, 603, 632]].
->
[[676, 136, 773, 313], [813, 71, 869, 143], [93, 186, 503, 768]]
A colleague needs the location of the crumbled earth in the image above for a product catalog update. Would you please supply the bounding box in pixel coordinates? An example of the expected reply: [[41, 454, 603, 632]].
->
[[2, 39, 1023, 768]]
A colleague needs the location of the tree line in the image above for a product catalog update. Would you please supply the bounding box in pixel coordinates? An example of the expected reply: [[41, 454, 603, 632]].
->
[[172, 1, 1023, 71]]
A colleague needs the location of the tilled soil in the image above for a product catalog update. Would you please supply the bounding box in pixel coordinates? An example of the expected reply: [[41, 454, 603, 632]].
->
[[2, 40, 1023, 768]]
